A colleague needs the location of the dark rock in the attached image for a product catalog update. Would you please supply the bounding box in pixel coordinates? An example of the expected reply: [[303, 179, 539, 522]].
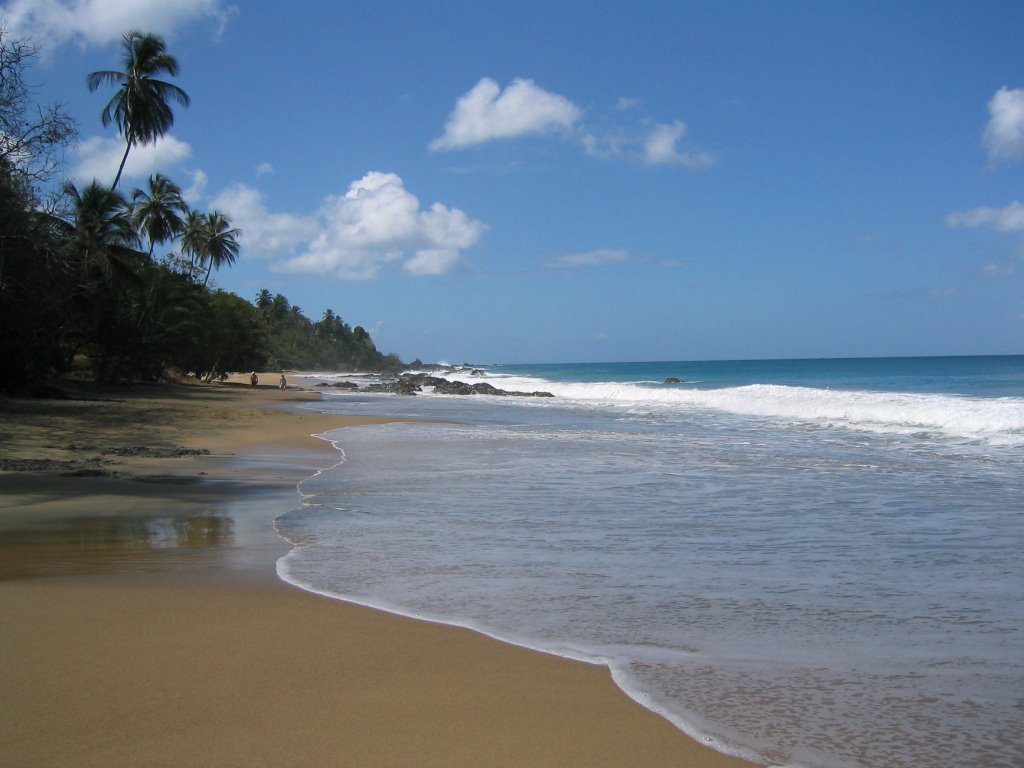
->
[[364, 380, 420, 395], [61, 468, 118, 478], [68, 445, 211, 458], [366, 373, 556, 399], [433, 380, 474, 395], [399, 373, 447, 387], [104, 446, 210, 458], [664, 377, 681, 384]]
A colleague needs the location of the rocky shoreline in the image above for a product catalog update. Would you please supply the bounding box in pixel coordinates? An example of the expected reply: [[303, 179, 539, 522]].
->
[[321, 371, 555, 398]]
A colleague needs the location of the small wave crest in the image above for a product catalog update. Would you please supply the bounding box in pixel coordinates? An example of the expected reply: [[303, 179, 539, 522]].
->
[[444, 372, 1024, 446]]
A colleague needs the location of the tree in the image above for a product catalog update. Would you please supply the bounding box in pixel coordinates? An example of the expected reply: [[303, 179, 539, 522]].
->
[[86, 30, 189, 190], [181, 209, 240, 286], [131, 173, 188, 259], [255, 288, 273, 312], [199, 211, 240, 286], [0, 28, 76, 194], [63, 180, 141, 284], [60, 181, 147, 381], [0, 28, 78, 391], [181, 208, 207, 272]]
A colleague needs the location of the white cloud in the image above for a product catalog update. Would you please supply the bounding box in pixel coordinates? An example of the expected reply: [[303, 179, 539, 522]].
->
[[0, 0, 232, 50], [429, 78, 715, 172], [642, 121, 715, 169], [430, 77, 581, 151], [404, 249, 463, 276], [547, 248, 628, 268], [210, 183, 318, 258], [71, 133, 191, 184], [983, 86, 1024, 165], [272, 171, 487, 280], [946, 201, 1024, 232], [582, 130, 627, 159], [182, 168, 208, 204], [256, 162, 274, 176], [982, 261, 1016, 277]]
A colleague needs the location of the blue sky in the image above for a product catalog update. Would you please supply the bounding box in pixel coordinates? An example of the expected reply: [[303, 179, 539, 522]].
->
[[4, 0, 1023, 363]]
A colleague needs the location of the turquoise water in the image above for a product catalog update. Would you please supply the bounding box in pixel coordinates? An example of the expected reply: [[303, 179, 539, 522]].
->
[[279, 356, 1024, 768], [499, 355, 1024, 396]]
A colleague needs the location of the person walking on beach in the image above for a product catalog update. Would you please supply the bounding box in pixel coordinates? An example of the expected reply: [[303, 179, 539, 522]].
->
[[279, 373, 287, 390], [250, 371, 258, 389]]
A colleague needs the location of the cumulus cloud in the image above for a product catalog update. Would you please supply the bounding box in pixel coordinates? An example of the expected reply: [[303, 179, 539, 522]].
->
[[403, 249, 462, 276], [71, 134, 191, 184], [430, 77, 714, 171], [0, 0, 232, 50], [210, 183, 318, 258], [256, 162, 274, 176], [270, 172, 487, 280], [430, 77, 582, 151], [182, 168, 208, 204], [582, 129, 628, 160], [642, 121, 715, 169], [547, 248, 628, 268], [983, 86, 1024, 165], [946, 201, 1024, 232]]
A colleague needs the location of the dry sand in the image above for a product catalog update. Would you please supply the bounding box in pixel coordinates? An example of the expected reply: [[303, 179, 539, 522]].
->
[[0, 376, 759, 768]]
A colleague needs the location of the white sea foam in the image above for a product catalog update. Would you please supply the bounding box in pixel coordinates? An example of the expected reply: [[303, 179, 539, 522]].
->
[[440, 372, 1024, 446]]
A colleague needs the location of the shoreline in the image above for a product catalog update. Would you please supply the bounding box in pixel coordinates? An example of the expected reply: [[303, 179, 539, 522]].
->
[[0, 375, 759, 767]]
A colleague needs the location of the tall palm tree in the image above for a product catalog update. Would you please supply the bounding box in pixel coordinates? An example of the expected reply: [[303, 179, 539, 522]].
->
[[131, 173, 187, 259], [86, 30, 190, 190], [200, 211, 240, 286], [181, 208, 207, 271], [181, 209, 241, 286]]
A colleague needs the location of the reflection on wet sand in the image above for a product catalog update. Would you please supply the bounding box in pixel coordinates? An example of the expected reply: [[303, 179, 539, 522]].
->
[[0, 513, 235, 580]]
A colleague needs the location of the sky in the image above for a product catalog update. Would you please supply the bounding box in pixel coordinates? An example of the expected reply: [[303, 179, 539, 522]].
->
[[3, 0, 1023, 364]]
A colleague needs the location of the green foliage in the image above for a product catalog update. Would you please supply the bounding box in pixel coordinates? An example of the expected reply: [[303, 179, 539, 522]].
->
[[256, 294, 393, 372]]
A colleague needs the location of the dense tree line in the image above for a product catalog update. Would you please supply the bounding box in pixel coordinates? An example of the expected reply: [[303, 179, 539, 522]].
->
[[0, 28, 393, 393], [254, 291, 400, 373]]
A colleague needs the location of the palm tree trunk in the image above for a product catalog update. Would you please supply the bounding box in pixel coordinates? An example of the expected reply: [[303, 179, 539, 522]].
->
[[112, 140, 133, 190]]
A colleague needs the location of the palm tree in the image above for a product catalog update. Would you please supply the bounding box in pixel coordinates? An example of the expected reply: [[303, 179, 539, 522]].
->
[[63, 180, 142, 283], [255, 288, 273, 313], [181, 208, 207, 271], [131, 173, 187, 259], [61, 181, 145, 381], [200, 211, 240, 286], [181, 209, 241, 286], [86, 30, 190, 190]]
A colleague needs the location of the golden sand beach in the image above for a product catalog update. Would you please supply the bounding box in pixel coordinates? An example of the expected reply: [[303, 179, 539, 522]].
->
[[0, 377, 758, 768]]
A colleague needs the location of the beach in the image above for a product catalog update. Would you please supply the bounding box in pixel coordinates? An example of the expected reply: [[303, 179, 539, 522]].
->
[[0, 377, 758, 768]]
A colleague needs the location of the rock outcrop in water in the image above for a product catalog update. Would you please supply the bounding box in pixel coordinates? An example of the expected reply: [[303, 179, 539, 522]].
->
[[362, 373, 553, 398]]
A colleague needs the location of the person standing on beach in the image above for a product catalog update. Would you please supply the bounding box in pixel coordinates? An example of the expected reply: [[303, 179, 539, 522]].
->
[[250, 371, 258, 389], [279, 374, 287, 390]]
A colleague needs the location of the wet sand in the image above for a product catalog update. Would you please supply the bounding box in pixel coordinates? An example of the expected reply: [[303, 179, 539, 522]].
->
[[0, 376, 758, 767]]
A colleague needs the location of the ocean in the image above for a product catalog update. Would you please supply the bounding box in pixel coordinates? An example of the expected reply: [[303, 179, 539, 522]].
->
[[276, 356, 1024, 768]]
